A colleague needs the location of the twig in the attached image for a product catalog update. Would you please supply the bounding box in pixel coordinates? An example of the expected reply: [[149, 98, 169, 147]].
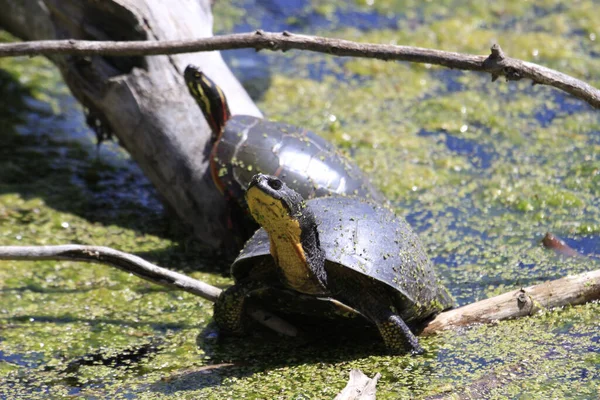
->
[[542, 232, 582, 258], [0, 31, 598, 109], [0, 245, 221, 301], [0, 245, 298, 337], [1, 245, 598, 338]]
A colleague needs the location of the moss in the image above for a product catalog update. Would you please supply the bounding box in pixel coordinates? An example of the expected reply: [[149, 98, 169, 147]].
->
[[1, 0, 600, 398]]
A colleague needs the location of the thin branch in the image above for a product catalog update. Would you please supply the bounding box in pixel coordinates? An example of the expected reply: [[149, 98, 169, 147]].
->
[[0, 245, 298, 337], [0, 245, 221, 301], [1, 245, 599, 338], [542, 232, 586, 258], [0, 31, 598, 109]]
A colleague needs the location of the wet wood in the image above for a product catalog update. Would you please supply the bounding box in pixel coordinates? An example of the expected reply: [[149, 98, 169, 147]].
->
[[542, 232, 582, 258], [422, 269, 600, 334], [0, 0, 261, 253]]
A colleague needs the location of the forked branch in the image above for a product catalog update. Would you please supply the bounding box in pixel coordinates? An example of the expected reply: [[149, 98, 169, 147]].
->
[[0, 31, 598, 109]]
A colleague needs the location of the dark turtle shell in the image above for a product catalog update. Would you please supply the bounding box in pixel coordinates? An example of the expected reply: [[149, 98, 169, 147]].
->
[[213, 115, 384, 206], [232, 196, 453, 322]]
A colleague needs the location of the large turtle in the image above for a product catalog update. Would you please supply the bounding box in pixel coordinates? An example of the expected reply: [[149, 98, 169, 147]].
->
[[184, 65, 384, 241], [214, 174, 453, 354]]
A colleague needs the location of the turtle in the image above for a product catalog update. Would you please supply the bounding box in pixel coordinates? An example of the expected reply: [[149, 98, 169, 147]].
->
[[213, 173, 453, 354], [184, 65, 384, 241]]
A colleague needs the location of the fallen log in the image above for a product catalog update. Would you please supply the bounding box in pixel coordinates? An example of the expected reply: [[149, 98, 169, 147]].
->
[[421, 269, 600, 334], [0, 0, 261, 253], [1, 245, 598, 337]]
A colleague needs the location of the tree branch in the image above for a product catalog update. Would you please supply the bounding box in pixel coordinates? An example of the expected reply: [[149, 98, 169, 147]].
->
[[0, 31, 598, 109], [1, 245, 598, 338], [0, 245, 298, 337]]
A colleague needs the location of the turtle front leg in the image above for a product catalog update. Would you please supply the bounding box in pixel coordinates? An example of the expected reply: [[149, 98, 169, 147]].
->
[[375, 313, 423, 355], [328, 268, 423, 355], [345, 294, 423, 355], [213, 279, 267, 335]]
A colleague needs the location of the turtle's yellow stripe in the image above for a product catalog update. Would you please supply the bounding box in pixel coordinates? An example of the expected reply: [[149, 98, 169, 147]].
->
[[201, 75, 228, 129], [247, 186, 325, 294]]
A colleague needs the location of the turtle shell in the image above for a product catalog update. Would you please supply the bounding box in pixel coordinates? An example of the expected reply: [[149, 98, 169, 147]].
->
[[232, 196, 453, 322], [212, 115, 384, 205]]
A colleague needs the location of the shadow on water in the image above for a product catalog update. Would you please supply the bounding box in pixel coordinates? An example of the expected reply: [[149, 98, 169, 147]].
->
[[0, 70, 154, 219], [4, 313, 191, 332], [418, 129, 497, 169], [1, 313, 433, 395], [148, 323, 432, 395], [0, 64, 232, 273]]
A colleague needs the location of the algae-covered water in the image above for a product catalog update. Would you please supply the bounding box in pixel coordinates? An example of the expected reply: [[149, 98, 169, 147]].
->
[[1, 1, 599, 398]]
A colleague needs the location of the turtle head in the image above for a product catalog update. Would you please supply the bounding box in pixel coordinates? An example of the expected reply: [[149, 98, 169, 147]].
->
[[246, 174, 305, 228], [246, 174, 327, 294], [184, 65, 231, 140]]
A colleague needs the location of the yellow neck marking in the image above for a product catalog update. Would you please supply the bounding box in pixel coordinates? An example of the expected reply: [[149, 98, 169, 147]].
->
[[247, 187, 322, 294]]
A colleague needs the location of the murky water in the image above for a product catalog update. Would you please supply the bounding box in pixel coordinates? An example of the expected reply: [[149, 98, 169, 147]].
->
[[1, 1, 599, 398]]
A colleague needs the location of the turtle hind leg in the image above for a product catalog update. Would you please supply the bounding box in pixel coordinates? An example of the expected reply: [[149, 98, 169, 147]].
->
[[213, 259, 278, 335], [213, 278, 266, 335]]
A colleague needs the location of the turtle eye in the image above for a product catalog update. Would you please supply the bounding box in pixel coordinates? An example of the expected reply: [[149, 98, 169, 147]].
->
[[267, 177, 283, 191], [194, 72, 201, 79]]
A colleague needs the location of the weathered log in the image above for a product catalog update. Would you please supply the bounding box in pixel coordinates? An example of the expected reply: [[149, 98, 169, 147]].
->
[[421, 269, 600, 334], [0, 0, 262, 253], [1, 245, 598, 337]]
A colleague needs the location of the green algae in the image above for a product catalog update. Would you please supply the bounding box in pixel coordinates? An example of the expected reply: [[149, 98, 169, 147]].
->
[[2, 1, 600, 398]]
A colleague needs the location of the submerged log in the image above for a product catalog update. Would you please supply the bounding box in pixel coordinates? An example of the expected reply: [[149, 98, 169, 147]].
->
[[0, 0, 261, 253]]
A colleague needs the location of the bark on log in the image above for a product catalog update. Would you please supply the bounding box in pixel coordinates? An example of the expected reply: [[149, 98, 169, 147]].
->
[[421, 269, 600, 334], [0, 0, 261, 253]]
